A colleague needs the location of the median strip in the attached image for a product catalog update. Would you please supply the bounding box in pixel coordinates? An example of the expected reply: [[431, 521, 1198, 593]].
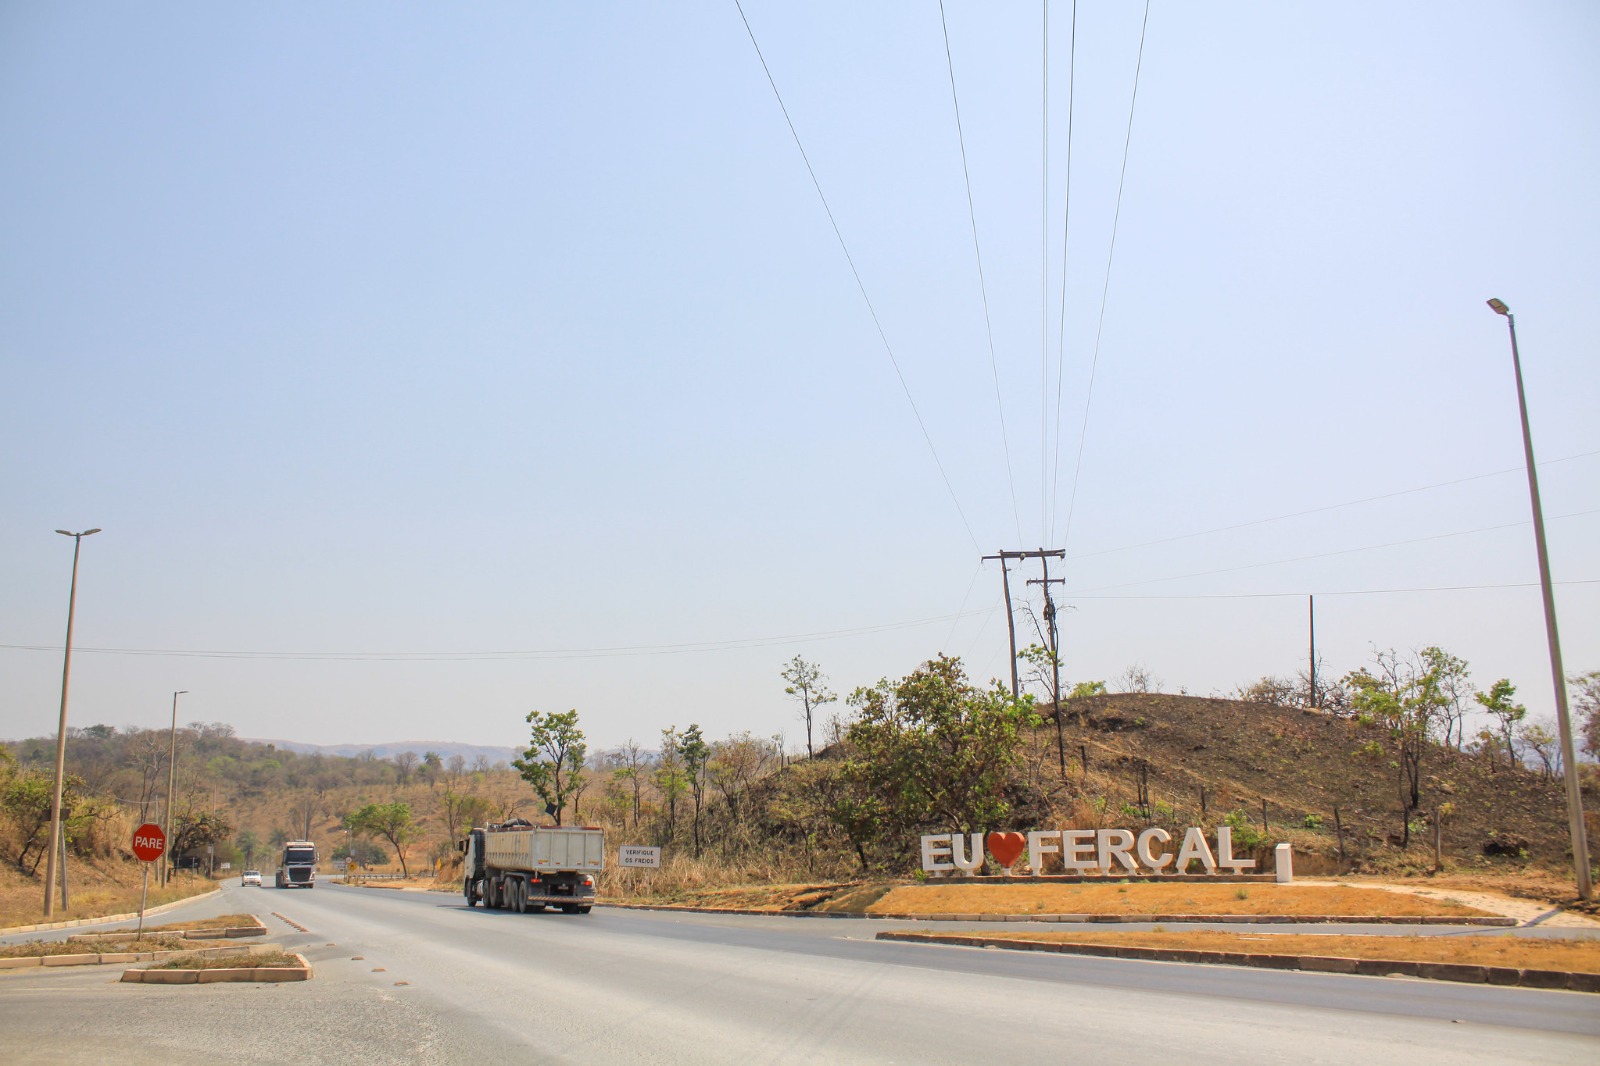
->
[[874, 929, 1600, 993]]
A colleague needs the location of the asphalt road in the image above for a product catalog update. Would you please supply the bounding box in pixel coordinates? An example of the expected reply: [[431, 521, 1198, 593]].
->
[[1, 882, 1597, 1064]]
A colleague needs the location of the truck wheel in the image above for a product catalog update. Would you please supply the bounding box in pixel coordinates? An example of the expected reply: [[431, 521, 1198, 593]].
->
[[577, 906, 592, 915], [560, 904, 578, 914], [465, 879, 477, 906]]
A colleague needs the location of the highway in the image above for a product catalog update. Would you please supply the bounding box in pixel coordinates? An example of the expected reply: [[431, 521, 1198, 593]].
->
[[2, 881, 1597, 1064]]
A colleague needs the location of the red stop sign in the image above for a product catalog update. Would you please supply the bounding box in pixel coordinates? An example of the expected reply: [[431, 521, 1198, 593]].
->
[[132, 823, 167, 863]]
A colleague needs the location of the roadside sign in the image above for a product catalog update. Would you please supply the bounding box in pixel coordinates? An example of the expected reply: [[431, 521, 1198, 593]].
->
[[618, 846, 661, 868], [131, 823, 167, 863]]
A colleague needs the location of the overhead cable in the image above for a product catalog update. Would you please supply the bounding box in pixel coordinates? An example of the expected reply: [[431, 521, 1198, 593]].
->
[[733, 0, 980, 549]]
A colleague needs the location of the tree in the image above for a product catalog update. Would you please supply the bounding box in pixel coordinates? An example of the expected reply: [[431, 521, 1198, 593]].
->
[[654, 727, 687, 843], [1475, 679, 1525, 770], [612, 738, 649, 828], [1516, 721, 1560, 782], [512, 709, 586, 826], [835, 654, 1038, 868], [781, 656, 836, 759], [708, 732, 777, 825], [1, 766, 84, 873], [346, 802, 423, 878], [1572, 670, 1600, 759], [391, 751, 419, 785], [440, 788, 494, 843], [171, 809, 235, 865], [420, 751, 443, 789], [1344, 647, 1457, 848], [677, 724, 711, 857], [235, 828, 261, 867], [1423, 646, 1473, 751]]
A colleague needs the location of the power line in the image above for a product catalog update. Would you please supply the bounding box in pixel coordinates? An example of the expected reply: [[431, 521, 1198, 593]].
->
[[1060, 0, 1151, 548], [1048, 0, 1078, 546], [1069, 507, 1600, 595], [733, 0, 980, 550], [0, 608, 999, 663], [1067, 578, 1600, 601], [1073, 448, 1600, 560], [938, 0, 1022, 544]]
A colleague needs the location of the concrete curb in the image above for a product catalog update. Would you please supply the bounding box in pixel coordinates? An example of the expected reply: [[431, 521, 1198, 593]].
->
[[0, 943, 258, 972], [596, 902, 1517, 926], [67, 924, 266, 943], [120, 952, 311, 984], [874, 931, 1600, 994], [0, 885, 223, 937]]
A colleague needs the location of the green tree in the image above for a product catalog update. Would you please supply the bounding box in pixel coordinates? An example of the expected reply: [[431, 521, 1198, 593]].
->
[[835, 654, 1038, 868], [171, 809, 235, 866], [677, 724, 711, 857], [346, 802, 423, 877], [781, 656, 836, 759], [235, 828, 261, 867], [512, 709, 586, 826], [1344, 647, 1456, 846], [1475, 679, 1526, 770], [0, 766, 85, 874], [654, 727, 687, 844]]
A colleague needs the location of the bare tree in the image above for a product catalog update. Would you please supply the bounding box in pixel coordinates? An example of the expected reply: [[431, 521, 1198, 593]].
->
[[1119, 663, 1161, 694], [781, 656, 836, 759], [391, 751, 419, 784]]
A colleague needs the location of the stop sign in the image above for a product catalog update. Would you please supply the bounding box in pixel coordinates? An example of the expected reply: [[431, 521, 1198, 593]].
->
[[131, 823, 167, 863]]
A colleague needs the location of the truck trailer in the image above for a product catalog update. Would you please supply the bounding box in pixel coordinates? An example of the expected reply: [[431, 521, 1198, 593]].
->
[[462, 820, 603, 914]]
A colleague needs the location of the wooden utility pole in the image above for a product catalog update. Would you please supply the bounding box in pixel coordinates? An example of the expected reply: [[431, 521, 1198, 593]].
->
[[983, 553, 1021, 698], [985, 548, 1068, 773]]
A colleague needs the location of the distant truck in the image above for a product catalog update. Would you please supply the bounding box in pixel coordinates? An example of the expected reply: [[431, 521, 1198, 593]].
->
[[462, 820, 603, 914], [276, 840, 318, 889]]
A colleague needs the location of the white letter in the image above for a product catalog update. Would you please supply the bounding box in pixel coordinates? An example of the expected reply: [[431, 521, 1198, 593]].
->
[[1097, 829, 1139, 874], [1136, 828, 1172, 871], [951, 833, 985, 874], [1026, 831, 1060, 875], [1062, 829, 1095, 872], [1174, 827, 1217, 873], [920, 834, 954, 873], [1215, 826, 1256, 872]]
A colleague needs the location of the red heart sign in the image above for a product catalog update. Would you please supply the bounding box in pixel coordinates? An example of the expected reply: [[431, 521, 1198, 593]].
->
[[986, 831, 1027, 869]]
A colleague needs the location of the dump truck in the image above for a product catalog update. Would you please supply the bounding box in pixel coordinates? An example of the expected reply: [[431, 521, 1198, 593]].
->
[[462, 820, 603, 914], [275, 839, 317, 889]]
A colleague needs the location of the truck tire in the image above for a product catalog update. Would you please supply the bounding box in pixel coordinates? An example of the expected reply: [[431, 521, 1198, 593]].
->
[[465, 879, 477, 906]]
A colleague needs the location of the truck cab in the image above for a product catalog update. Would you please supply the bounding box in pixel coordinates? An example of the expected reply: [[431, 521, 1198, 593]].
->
[[276, 840, 318, 888]]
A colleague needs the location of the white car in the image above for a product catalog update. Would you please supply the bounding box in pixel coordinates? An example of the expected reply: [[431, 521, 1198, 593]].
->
[[241, 870, 262, 887]]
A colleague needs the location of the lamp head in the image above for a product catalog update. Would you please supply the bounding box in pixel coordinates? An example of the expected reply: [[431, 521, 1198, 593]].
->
[[1487, 298, 1510, 316]]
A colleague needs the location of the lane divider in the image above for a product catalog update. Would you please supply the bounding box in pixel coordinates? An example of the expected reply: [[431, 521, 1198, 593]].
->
[[271, 912, 309, 933]]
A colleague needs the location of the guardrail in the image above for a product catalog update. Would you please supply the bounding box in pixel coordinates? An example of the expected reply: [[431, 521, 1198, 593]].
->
[[341, 872, 408, 882]]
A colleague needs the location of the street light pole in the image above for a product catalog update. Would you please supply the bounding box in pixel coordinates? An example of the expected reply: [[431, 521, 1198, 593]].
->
[[163, 690, 188, 887], [44, 527, 100, 917], [1487, 298, 1592, 900]]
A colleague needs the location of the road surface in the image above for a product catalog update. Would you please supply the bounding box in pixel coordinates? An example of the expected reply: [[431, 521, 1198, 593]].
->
[[1, 881, 1596, 1064]]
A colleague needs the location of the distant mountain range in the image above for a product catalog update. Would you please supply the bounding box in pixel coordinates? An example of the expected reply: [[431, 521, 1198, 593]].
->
[[246, 738, 520, 765]]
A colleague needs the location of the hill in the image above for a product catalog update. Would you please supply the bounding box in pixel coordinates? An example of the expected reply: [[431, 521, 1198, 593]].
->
[[1039, 692, 1591, 874]]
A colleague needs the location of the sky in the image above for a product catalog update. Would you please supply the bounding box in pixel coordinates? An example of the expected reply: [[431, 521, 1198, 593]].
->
[[2, 2, 1596, 755]]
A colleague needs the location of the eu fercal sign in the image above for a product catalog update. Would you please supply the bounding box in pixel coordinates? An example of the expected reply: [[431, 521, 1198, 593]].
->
[[920, 827, 1277, 877]]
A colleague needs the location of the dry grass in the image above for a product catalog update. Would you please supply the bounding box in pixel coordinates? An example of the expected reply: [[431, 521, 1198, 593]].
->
[[0, 935, 228, 959], [150, 950, 301, 970], [102, 913, 261, 934], [867, 882, 1492, 917], [0, 868, 220, 931], [946, 927, 1600, 974]]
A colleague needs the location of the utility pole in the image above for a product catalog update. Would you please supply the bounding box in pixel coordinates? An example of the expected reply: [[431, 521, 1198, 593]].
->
[[986, 548, 1067, 777], [1308, 595, 1317, 709], [983, 553, 1020, 698]]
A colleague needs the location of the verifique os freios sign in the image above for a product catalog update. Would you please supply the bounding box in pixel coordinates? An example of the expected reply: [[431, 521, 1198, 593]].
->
[[920, 827, 1261, 876]]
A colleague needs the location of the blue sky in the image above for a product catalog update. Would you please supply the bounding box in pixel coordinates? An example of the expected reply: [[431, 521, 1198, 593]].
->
[[3, 2, 1596, 753]]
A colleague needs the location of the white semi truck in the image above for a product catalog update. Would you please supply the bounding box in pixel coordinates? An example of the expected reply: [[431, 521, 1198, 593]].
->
[[276, 840, 317, 889], [462, 820, 603, 914]]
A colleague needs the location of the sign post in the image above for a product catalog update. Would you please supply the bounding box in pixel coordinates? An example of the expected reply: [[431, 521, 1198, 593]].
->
[[131, 823, 167, 939]]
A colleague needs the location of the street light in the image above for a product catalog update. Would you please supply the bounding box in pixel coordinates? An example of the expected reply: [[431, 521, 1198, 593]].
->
[[163, 690, 189, 887], [44, 528, 100, 917], [1487, 298, 1593, 900]]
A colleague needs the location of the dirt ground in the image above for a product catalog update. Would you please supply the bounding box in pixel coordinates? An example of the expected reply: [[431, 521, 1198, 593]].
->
[[932, 927, 1600, 974]]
